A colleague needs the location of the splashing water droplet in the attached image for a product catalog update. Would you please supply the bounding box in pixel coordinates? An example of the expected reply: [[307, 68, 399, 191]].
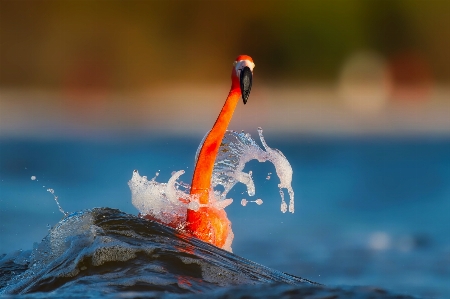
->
[[129, 127, 296, 250], [129, 170, 189, 226], [31, 176, 36, 181], [212, 129, 295, 213], [258, 128, 294, 213], [188, 200, 200, 211], [46, 188, 68, 216]]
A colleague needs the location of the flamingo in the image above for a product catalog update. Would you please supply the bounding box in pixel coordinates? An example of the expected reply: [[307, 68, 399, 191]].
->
[[186, 55, 255, 248]]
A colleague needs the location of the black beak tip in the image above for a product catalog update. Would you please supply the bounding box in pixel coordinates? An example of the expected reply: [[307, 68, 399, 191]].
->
[[240, 66, 252, 105], [242, 96, 248, 105]]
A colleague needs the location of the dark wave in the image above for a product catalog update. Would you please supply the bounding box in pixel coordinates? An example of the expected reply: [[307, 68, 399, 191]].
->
[[0, 208, 417, 298]]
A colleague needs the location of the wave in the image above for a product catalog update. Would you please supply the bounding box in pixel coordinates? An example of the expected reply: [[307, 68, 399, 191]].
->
[[0, 208, 419, 298]]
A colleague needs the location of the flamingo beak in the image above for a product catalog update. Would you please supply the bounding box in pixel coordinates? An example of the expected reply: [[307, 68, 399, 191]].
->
[[240, 66, 253, 104]]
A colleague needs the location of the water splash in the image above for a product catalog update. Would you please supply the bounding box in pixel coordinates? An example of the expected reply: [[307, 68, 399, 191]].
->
[[46, 188, 68, 216], [29, 176, 68, 216], [212, 128, 294, 212], [257, 128, 295, 213], [128, 128, 295, 249], [128, 170, 189, 228], [241, 198, 263, 207]]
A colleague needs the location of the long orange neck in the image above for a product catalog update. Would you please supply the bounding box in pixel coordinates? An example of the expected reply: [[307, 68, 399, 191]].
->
[[190, 87, 241, 204]]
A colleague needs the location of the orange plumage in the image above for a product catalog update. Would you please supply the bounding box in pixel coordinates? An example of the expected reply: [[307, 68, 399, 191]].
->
[[186, 55, 254, 247]]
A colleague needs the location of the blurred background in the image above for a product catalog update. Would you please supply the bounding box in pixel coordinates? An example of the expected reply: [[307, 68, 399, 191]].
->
[[1, 0, 449, 298], [1, 0, 449, 136]]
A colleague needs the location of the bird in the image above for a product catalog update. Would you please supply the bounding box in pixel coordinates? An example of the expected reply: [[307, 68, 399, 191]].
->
[[186, 55, 255, 248]]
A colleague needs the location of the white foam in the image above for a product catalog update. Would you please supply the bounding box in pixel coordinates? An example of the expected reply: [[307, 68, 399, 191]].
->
[[211, 130, 265, 199], [129, 128, 295, 216], [257, 128, 295, 213], [128, 170, 189, 227], [213, 128, 295, 213], [128, 127, 295, 248]]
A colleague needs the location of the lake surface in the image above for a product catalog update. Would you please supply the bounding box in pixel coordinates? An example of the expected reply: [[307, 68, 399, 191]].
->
[[1, 134, 449, 298]]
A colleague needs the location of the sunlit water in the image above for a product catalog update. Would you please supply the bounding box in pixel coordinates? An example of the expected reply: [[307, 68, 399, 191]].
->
[[0, 133, 449, 298]]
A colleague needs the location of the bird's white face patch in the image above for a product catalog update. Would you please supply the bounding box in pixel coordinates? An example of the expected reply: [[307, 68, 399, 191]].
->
[[234, 60, 255, 77]]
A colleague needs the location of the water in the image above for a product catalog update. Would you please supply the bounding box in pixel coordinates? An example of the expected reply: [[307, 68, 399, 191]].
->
[[129, 129, 295, 251], [1, 134, 449, 298], [0, 208, 313, 295], [0, 208, 417, 298]]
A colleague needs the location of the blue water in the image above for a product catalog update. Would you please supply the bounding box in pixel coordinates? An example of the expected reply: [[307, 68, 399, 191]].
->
[[1, 134, 449, 298]]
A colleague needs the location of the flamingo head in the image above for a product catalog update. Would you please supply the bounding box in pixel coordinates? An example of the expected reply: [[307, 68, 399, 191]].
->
[[232, 55, 255, 104]]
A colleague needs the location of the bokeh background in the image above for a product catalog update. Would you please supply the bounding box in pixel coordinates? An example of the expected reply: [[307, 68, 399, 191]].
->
[[1, 0, 449, 298], [1, 0, 449, 136]]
